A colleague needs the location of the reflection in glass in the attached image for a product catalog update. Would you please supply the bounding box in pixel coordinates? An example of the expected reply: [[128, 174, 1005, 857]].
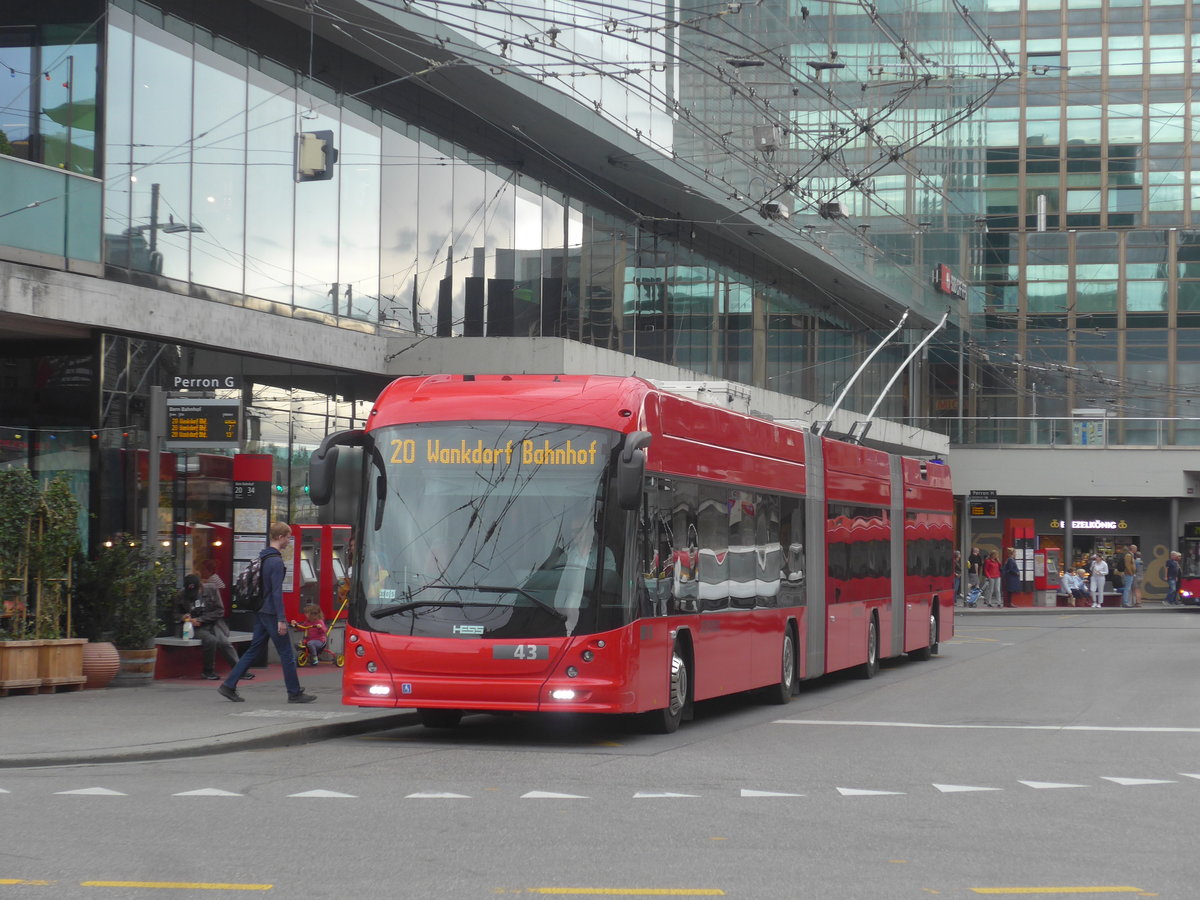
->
[[359, 422, 623, 639], [338, 105, 381, 321], [190, 45, 246, 294], [245, 69, 297, 305]]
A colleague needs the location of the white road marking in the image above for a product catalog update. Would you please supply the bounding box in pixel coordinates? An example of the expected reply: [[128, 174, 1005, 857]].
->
[[1018, 781, 1087, 789], [1100, 777, 1176, 786], [932, 784, 1002, 793], [288, 789, 356, 798], [740, 789, 804, 797], [1180, 773, 1200, 780], [776, 719, 1200, 734], [405, 792, 471, 799], [54, 787, 126, 796], [836, 787, 904, 796], [174, 788, 243, 797], [634, 792, 698, 798], [522, 791, 589, 799]]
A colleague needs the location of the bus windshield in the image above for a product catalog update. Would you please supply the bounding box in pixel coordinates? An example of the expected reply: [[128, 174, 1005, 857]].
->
[[357, 422, 625, 639]]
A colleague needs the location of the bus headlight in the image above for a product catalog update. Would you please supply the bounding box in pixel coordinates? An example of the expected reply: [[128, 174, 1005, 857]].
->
[[550, 689, 576, 701], [366, 661, 377, 673], [566, 666, 578, 678], [368, 684, 391, 696]]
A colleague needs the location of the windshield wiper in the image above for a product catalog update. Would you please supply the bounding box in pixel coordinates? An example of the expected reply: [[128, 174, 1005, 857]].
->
[[370, 583, 566, 621]]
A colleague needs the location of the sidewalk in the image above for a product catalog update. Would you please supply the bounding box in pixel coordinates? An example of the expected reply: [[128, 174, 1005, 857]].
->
[[0, 661, 417, 769], [957, 600, 1196, 615]]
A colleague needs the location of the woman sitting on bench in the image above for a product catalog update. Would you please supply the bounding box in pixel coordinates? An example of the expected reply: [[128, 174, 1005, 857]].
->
[[176, 575, 254, 681]]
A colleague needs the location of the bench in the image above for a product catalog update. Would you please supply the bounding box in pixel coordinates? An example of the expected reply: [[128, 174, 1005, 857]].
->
[[154, 630, 254, 679]]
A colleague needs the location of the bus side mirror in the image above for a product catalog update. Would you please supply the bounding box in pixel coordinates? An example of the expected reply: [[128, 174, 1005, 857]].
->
[[311, 430, 378, 528], [310, 429, 364, 505], [617, 431, 652, 510]]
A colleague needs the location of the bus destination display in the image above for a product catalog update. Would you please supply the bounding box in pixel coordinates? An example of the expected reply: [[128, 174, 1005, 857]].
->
[[165, 399, 241, 449]]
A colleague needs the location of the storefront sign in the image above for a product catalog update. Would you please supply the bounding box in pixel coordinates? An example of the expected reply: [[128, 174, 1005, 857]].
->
[[1049, 519, 1128, 531], [932, 263, 969, 300]]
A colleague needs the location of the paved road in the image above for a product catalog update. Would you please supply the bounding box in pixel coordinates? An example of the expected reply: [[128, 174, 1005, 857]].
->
[[2, 610, 1198, 898]]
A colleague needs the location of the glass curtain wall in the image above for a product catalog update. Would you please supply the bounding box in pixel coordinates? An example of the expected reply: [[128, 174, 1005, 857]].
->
[[975, 0, 1198, 429], [100, 0, 941, 418]]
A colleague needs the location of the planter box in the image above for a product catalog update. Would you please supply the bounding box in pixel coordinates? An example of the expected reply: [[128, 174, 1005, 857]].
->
[[0, 640, 42, 696], [37, 638, 87, 693]]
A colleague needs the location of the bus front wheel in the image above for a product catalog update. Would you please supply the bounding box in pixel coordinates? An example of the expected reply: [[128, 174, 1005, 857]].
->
[[909, 611, 937, 661], [645, 645, 689, 734], [418, 708, 463, 729]]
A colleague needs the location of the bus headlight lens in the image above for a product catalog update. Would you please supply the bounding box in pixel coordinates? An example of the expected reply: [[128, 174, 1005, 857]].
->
[[550, 689, 576, 701], [581, 650, 594, 662], [366, 661, 377, 673], [566, 666, 578, 678]]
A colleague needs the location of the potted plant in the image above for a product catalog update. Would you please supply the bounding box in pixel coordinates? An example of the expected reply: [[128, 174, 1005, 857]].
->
[[30, 476, 86, 691], [0, 468, 43, 694], [75, 536, 173, 687]]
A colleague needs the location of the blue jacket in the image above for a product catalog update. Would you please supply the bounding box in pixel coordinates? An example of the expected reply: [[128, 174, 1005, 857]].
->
[[258, 547, 286, 621]]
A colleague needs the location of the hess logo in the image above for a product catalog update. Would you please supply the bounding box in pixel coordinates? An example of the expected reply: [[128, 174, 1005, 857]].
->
[[453, 625, 484, 636]]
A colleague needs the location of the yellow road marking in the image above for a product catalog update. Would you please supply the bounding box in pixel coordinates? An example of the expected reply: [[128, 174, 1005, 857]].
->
[[0, 880, 53, 886], [971, 888, 1144, 895], [527, 891, 724, 896], [81, 882, 272, 891]]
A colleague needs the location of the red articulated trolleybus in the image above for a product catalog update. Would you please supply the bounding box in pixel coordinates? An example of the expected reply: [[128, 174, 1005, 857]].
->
[[309, 374, 953, 731]]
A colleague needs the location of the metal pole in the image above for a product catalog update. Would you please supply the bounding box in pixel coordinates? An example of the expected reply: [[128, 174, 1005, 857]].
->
[[149, 183, 160, 253], [147, 386, 164, 548], [815, 309, 909, 436]]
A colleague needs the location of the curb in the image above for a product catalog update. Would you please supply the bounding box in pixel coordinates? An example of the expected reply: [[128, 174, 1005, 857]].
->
[[0, 711, 419, 770]]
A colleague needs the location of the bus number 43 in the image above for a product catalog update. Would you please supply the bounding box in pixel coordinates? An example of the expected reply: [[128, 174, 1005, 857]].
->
[[493, 644, 548, 660]]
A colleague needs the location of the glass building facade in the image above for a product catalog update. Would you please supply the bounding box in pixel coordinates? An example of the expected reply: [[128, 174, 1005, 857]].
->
[[973, 0, 1199, 437]]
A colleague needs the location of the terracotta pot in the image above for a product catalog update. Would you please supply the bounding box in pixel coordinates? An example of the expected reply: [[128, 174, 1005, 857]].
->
[[82, 641, 121, 690]]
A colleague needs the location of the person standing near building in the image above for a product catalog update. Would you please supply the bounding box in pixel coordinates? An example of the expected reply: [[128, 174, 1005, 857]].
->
[[1088, 552, 1109, 608], [1165, 550, 1182, 605], [1118, 544, 1136, 608], [967, 547, 982, 598], [1001, 547, 1021, 608], [218, 522, 316, 703], [981, 550, 1002, 608], [1132, 547, 1145, 607]]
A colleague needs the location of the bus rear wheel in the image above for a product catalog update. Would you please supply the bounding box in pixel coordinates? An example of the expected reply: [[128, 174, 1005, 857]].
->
[[908, 611, 937, 661], [763, 629, 796, 705], [644, 645, 689, 734], [418, 708, 463, 729], [858, 616, 880, 679]]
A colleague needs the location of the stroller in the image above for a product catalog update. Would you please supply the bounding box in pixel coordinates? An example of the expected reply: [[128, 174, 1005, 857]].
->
[[294, 585, 349, 668]]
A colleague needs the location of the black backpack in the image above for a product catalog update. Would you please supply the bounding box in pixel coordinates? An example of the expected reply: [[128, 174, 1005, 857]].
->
[[232, 555, 266, 612]]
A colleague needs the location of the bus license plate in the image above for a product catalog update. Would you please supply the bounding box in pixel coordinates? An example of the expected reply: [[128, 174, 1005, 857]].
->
[[493, 644, 548, 660]]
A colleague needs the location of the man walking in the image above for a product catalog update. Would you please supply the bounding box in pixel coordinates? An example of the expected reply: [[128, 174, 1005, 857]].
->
[[218, 522, 316, 704]]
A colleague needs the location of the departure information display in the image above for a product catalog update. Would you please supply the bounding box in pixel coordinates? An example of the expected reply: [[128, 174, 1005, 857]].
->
[[165, 399, 241, 449]]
